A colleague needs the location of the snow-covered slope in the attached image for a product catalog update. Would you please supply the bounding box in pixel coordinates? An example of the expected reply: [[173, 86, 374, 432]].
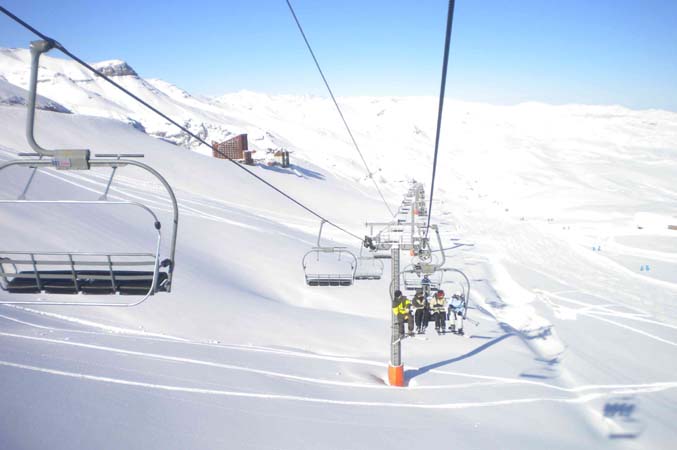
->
[[0, 74, 69, 112], [1, 46, 677, 450]]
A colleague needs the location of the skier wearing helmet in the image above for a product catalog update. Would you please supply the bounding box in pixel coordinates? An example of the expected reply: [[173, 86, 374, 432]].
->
[[431, 290, 447, 334]]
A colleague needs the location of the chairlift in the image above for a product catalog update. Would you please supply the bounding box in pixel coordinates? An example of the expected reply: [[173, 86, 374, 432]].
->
[[0, 40, 178, 307], [372, 248, 393, 260], [363, 222, 397, 259], [400, 264, 472, 335], [302, 220, 357, 287], [354, 247, 384, 281], [439, 268, 472, 334], [439, 268, 471, 319], [401, 265, 442, 291]]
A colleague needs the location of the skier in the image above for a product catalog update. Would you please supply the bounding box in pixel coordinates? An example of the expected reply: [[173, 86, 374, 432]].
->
[[412, 289, 428, 334], [392, 290, 414, 337], [430, 290, 447, 334], [447, 292, 465, 335]]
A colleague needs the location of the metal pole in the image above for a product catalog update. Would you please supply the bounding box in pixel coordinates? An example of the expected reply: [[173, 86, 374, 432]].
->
[[388, 244, 404, 386], [26, 40, 56, 157], [391, 245, 401, 366]]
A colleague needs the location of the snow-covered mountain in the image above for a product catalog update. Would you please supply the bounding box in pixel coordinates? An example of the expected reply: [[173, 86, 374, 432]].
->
[[0, 48, 258, 153], [1, 46, 677, 449]]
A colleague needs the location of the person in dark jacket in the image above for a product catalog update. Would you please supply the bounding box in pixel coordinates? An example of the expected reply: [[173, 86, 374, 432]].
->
[[392, 289, 414, 336], [430, 290, 447, 334], [412, 289, 428, 334]]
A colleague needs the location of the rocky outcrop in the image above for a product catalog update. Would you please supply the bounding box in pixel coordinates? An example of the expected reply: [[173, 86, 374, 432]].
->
[[92, 60, 138, 77]]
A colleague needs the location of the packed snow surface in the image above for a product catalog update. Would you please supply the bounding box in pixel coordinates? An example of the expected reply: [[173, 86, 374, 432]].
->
[[1, 47, 677, 449]]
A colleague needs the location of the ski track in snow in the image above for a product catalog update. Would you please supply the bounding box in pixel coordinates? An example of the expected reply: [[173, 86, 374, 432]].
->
[[2, 310, 676, 398], [537, 290, 677, 347], [1, 358, 676, 410]]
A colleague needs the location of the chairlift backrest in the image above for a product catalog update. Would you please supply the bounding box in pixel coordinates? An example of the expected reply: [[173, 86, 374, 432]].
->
[[401, 265, 442, 291], [302, 247, 357, 287], [354, 256, 384, 281], [302, 220, 357, 287]]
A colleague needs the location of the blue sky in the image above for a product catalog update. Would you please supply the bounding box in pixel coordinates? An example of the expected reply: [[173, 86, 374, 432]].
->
[[1, 0, 676, 110]]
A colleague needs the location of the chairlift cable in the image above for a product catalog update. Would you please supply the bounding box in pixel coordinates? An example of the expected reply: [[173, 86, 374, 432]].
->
[[425, 0, 456, 238], [285, 0, 395, 217], [0, 6, 364, 244]]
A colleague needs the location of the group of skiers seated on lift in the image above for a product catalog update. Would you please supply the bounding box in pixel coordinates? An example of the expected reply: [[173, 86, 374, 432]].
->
[[392, 288, 464, 337]]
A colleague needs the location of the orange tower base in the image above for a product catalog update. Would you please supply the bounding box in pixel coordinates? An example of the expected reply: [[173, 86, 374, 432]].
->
[[388, 364, 405, 387]]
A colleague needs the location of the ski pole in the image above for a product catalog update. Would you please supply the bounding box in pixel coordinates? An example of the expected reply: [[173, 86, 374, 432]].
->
[[465, 317, 479, 326]]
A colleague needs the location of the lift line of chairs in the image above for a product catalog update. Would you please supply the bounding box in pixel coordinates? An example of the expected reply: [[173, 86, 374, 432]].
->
[[0, 40, 178, 307], [301, 180, 468, 304]]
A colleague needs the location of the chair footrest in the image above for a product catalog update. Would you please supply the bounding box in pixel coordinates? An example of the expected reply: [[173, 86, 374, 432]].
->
[[4, 270, 168, 295]]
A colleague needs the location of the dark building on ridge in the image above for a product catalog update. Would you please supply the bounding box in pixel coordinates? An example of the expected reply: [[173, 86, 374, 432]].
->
[[212, 134, 248, 160]]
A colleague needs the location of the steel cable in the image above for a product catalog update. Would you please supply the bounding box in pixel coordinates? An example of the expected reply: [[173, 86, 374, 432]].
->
[[426, 0, 456, 238], [285, 0, 395, 217], [0, 5, 364, 243]]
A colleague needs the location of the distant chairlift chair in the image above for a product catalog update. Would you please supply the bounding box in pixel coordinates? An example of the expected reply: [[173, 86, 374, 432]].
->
[[402, 266, 443, 292], [302, 220, 357, 287], [354, 247, 384, 281], [0, 39, 178, 307]]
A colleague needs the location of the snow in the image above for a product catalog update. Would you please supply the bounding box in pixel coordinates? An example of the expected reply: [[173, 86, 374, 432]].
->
[[1, 47, 677, 449], [0, 75, 70, 112]]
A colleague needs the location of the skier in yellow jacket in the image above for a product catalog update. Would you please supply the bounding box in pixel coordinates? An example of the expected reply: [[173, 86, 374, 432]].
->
[[392, 290, 414, 337]]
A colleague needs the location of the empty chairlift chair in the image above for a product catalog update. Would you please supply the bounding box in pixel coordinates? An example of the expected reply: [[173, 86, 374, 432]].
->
[[302, 221, 357, 287], [354, 252, 384, 281], [0, 39, 178, 307], [372, 245, 393, 260]]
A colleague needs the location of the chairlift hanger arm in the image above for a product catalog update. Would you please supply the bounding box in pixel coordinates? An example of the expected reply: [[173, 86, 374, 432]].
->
[[431, 225, 446, 267], [25, 40, 90, 169]]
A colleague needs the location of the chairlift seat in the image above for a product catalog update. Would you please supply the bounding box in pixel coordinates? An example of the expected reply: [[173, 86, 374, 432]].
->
[[354, 274, 381, 280], [372, 249, 392, 259], [1, 252, 168, 299], [305, 274, 354, 287], [2, 269, 168, 295], [302, 244, 357, 288]]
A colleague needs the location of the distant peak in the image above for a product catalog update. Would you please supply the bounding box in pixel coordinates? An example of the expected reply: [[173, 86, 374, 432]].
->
[[92, 59, 138, 77]]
